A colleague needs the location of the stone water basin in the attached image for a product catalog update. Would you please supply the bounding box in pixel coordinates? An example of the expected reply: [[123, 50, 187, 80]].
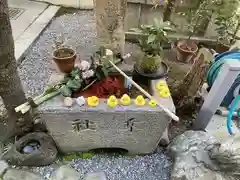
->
[[38, 67, 175, 155]]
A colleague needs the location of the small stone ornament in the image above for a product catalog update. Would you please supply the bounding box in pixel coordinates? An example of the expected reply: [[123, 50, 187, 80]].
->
[[64, 97, 74, 107], [76, 96, 85, 107]]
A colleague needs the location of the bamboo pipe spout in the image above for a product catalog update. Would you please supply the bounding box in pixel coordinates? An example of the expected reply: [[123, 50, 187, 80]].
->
[[108, 60, 179, 122]]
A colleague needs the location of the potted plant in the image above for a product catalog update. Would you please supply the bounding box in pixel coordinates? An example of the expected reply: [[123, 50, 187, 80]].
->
[[131, 18, 174, 84], [175, 0, 214, 62], [214, 0, 240, 53], [52, 34, 77, 73]]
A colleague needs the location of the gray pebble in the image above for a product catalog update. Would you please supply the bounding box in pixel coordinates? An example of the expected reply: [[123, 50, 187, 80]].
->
[[23, 146, 35, 153]]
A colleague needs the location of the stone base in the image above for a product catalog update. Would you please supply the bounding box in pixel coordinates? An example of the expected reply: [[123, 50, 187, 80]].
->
[[39, 62, 175, 154]]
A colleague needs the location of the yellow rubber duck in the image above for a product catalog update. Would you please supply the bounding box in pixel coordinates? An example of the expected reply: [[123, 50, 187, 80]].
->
[[107, 95, 118, 108], [148, 99, 157, 107], [156, 80, 167, 91], [120, 94, 131, 106], [87, 96, 99, 107], [135, 95, 146, 106], [158, 87, 171, 98]]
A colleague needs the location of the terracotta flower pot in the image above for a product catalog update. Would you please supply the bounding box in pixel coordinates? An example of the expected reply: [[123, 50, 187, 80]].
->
[[215, 43, 229, 53], [176, 40, 198, 63], [53, 47, 76, 73]]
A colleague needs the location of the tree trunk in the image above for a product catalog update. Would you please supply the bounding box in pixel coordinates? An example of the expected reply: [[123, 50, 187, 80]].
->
[[0, 0, 31, 141], [93, 0, 127, 56], [163, 0, 176, 22]]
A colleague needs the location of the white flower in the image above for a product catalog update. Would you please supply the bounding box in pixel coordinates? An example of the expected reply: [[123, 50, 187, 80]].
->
[[79, 60, 91, 71], [82, 70, 95, 79]]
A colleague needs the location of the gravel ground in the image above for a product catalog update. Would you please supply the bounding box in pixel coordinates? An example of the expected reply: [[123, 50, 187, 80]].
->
[[32, 153, 172, 180], [16, 10, 173, 180], [18, 11, 98, 96]]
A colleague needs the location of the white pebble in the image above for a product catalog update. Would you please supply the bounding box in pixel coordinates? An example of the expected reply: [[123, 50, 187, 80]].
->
[[64, 97, 74, 107], [76, 96, 85, 106]]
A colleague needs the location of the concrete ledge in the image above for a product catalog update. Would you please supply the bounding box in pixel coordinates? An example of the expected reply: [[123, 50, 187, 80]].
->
[[32, 0, 94, 9], [15, 5, 60, 62]]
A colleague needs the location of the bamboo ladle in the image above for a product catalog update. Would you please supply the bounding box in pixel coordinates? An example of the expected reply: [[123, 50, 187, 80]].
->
[[108, 60, 179, 122]]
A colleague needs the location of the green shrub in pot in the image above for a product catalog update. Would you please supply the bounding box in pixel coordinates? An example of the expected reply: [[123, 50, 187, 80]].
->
[[131, 18, 174, 76]]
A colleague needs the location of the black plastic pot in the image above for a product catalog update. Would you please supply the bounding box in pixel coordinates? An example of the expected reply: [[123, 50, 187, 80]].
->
[[133, 61, 169, 87]]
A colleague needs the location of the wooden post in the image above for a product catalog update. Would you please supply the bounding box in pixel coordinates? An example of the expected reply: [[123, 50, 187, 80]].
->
[[173, 48, 213, 107], [93, 0, 127, 55]]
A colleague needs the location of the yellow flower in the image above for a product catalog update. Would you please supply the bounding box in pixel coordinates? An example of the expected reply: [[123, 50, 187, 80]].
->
[[120, 94, 131, 106], [107, 95, 118, 108], [87, 96, 99, 107], [149, 99, 157, 107], [156, 80, 167, 91], [135, 95, 146, 106], [158, 87, 171, 98]]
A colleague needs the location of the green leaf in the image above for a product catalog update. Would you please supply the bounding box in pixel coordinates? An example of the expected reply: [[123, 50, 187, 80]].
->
[[95, 66, 108, 80], [75, 74, 81, 80], [154, 18, 161, 29], [70, 67, 81, 77], [60, 85, 72, 97], [147, 34, 156, 44], [44, 86, 57, 95], [66, 79, 81, 90], [82, 152, 94, 159], [63, 154, 82, 161]]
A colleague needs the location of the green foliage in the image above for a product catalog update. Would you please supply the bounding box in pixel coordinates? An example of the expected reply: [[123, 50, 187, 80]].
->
[[63, 152, 95, 161], [95, 66, 108, 80], [82, 152, 94, 159], [66, 79, 82, 90], [57, 67, 84, 97], [43, 86, 59, 96], [140, 55, 162, 73], [60, 85, 72, 97], [178, 0, 218, 37], [131, 18, 174, 73], [63, 154, 83, 161], [131, 18, 174, 56], [214, 0, 240, 46]]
